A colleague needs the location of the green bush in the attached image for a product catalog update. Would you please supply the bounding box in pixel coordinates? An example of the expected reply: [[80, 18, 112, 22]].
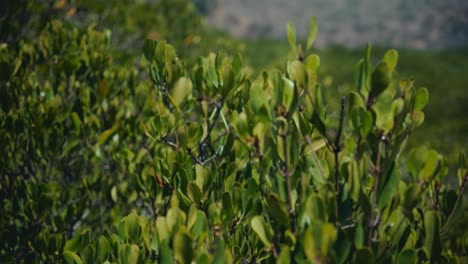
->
[[1, 16, 467, 263]]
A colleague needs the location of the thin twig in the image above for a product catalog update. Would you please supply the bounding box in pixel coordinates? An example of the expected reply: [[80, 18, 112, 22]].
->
[[161, 136, 179, 151]]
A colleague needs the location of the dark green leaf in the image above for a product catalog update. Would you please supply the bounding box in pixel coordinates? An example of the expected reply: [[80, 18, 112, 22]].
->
[[267, 193, 289, 226]]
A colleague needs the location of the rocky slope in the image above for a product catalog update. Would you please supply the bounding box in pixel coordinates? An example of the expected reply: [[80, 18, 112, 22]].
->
[[207, 0, 468, 48]]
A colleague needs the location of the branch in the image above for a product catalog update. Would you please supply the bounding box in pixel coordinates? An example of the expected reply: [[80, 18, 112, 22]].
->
[[199, 101, 222, 148], [333, 96, 346, 194], [368, 133, 384, 246], [279, 119, 294, 214], [161, 136, 179, 151]]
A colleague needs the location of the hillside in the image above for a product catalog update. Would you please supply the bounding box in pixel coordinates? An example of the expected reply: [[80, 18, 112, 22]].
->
[[208, 0, 468, 48]]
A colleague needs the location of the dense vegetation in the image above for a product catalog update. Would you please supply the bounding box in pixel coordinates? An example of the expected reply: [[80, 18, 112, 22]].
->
[[1, 1, 467, 263]]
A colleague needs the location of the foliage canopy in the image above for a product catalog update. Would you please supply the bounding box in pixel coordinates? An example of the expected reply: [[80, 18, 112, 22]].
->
[[1, 1, 467, 263]]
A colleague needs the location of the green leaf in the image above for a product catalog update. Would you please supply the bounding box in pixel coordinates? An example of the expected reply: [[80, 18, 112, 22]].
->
[[396, 249, 416, 264], [249, 81, 267, 113], [403, 184, 421, 210], [64, 234, 81, 252], [232, 111, 249, 138], [288, 60, 306, 87], [306, 17, 318, 50], [188, 183, 202, 206], [370, 62, 391, 100], [303, 223, 337, 261], [187, 122, 203, 147], [423, 211, 442, 262], [305, 54, 320, 73], [377, 164, 400, 210], [71, 112, 81, 132], [173, 228, 194, 263], [311, 111, 327, 138], [251, 216, 272, 248], [348, 160, 361, 202], [212, 238, 225, 264], [414, 87, 429, 111], [171, 77, 192, 107], [287, 22, 296, 50], [359, 108, 373, 137], [232, 53, 242, 76], [349, 91, 365, 109], [458, 153, 466, 187], [276, 246, 290, 264], [383, 49, 399, 71], [159, 240, 174, 264], [267, 193, 290, 226], [222, 192, 234, 223], [353, 248, 374, 264], [63, 251, 83, 264], [354, 223, 364, 248], [143, 38, 157, 61], [411, 111, 425, 127], [123, 212, 140, 242], [119, 244, 140, 264], [98, 236, 110, 262], [282, 76, 295, 110], [97, 124, 118, 145], [222, 64, 235, 97]]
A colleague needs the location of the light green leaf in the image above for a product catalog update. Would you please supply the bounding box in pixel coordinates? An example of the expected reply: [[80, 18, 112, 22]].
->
[[383, 49, 399, 71], [64, 234, 81, 252], [306, 17, 318, 50], [282, 76, 295, 110], [97, 124, 118, 145], [414, 87, 429, 111], [287, 22, 296, 50], [411, 110, 425, 127], [171, 77, 192, 107], [123, 212, 140, 242], [173, 228, 194, 263], [222, 64, 235, 97], [63, 251, 83, 264], [98, 236, 110, 262], [288, 60, 306, 87], [249, 81, 267, 113], [119, 244, 140, 264], [251, 216, 272, 248], [276, 246, 290, 264], [305, 54, 320, 73]]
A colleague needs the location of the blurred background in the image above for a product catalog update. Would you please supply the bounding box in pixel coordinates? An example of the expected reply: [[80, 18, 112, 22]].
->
[[1, 0, 467, 162]]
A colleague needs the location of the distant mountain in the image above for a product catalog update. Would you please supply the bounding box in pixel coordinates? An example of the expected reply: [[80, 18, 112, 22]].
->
[[206, 0, 468, 48]]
